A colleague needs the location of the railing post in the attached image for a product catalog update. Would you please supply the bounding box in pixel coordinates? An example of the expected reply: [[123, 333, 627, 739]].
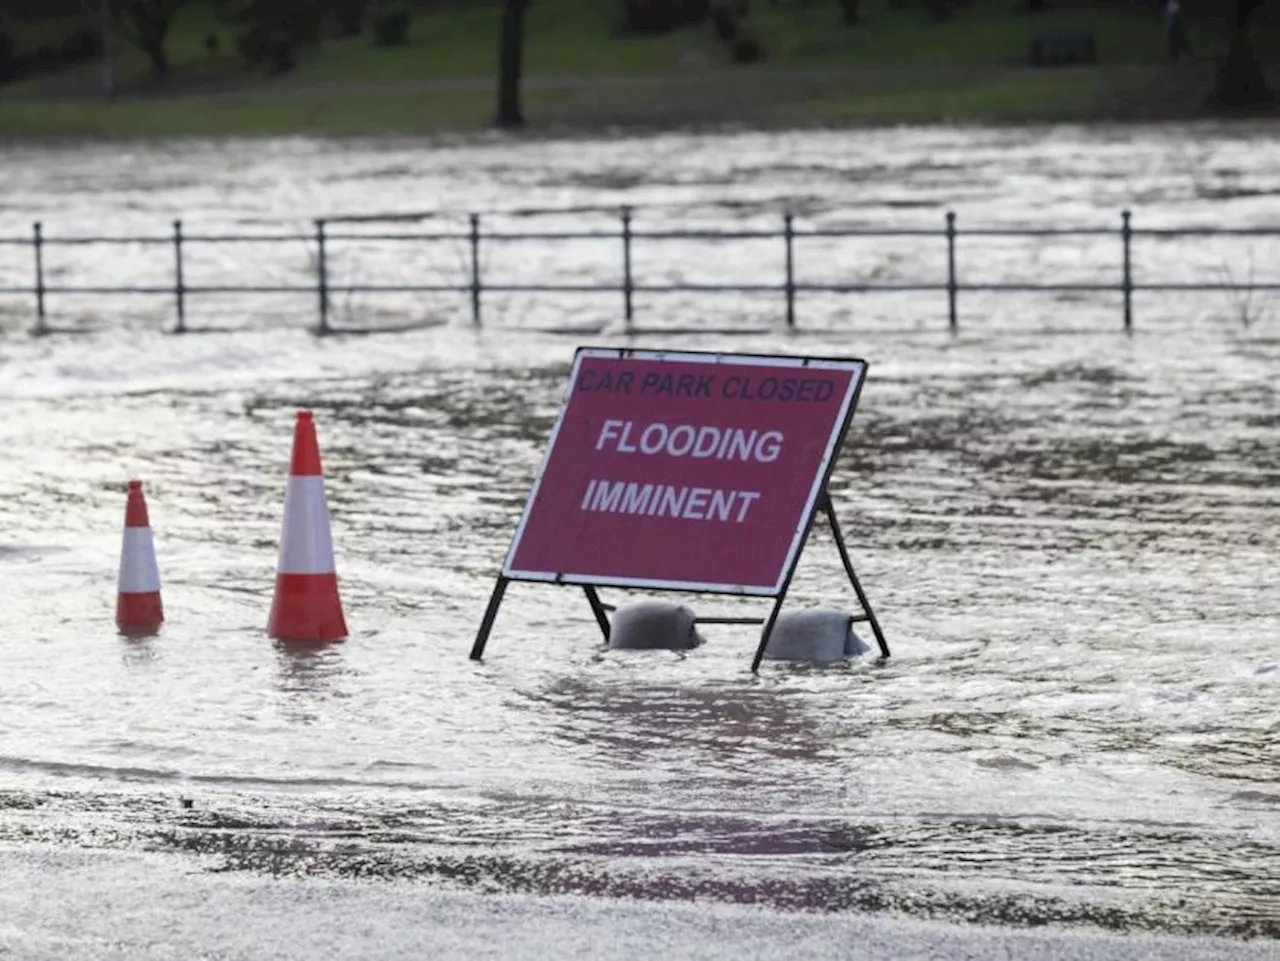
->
[[31, 221, 46, 336], [1121, 209, 1133, 333], [783, 211, 796, 329], [315, 218, 329, 335], [621, 205, 634, 331], [173, 219, 186, 334], [469, 213, 482, 327], [946, 210, 958, 333]]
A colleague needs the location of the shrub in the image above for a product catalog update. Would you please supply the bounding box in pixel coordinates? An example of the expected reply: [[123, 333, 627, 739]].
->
[[33, 43, 59, 71], [0, 32, 14, 83], [335, 0, 369, 36], [236, 23, 296, 73], [230, 0, 323, 45], [729, 32, 763, 63], [710, 4, 737, 41], [372, 6, 411, 46], [618, 0, 709, 36], [59, 24, 101, 64]]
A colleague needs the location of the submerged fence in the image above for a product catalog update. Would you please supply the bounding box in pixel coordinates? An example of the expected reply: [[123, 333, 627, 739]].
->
[[2, 207, 1278, 335]]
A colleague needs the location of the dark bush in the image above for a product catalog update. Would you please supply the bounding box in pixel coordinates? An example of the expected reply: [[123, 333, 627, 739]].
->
[[292, 0, 325, 45], [236, 24, 269, 65], [729, 32, 763, 63], [710, 4, 738, 40], [233, 0, 323, 45], [619, 0, 709, 36], [268, 39, 296, 73], [0, 32, 14, 83], [59, 24, 101, 64], [33, 43, 59, 71], [236, 23, 296, 73], [372, 6, 411, 46], [1029, 29, 1097, 67], [335, 0, 369, 35]]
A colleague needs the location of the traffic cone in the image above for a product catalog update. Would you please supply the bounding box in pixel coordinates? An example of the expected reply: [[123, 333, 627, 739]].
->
[[116, 479, 164, 635], [267, 411, 347, 642]]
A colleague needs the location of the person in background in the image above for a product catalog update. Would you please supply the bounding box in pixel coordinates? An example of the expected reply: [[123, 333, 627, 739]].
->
[[1164, 0, 1193, 62]]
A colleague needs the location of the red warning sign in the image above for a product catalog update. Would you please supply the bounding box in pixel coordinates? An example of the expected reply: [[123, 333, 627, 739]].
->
[[503, 349, 867, 595]]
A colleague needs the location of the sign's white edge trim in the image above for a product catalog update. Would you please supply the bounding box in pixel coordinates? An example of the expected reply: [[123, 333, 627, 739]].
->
[[500, 569, 779, 596], [499, 350, 587, 575], [769, 361, 863, 593], [501, 348, 868, 593]]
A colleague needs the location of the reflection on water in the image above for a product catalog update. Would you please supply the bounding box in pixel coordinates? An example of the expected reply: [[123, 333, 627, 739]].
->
[[119, 635, 162, 669], [274, 641, 348, 725], [532, 674, 836, 766], [0, 126, 1277, 943]]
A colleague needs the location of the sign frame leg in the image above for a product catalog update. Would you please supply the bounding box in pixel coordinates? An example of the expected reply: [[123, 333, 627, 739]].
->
[[583, 586, 611, 641], [819, 492, 890, 658], [470, 575, 510, 661], [750, 590, 790, 674], [750, 503, 821, 673]]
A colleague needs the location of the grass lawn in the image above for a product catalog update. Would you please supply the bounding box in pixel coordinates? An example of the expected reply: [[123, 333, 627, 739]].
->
[[0, 89, 510, 138], [0, 0, 1269, 137], [0, 62, 1220, 139]]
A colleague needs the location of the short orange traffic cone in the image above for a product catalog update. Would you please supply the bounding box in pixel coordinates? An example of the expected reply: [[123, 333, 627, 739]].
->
[[116, 479, 164, 635], [267, 411, 347, 642]]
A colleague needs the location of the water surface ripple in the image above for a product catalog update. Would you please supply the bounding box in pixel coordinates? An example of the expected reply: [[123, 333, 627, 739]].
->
[[0, 125, 1277, 951]]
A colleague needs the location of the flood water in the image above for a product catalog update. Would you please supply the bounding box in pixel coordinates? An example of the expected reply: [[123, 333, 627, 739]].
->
[[0, 123, 1278, 960]]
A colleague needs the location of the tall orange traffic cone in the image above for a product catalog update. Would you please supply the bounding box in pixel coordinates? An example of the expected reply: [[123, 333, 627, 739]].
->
[[116, 479, 164, 635], [267, 411, 347, 642]]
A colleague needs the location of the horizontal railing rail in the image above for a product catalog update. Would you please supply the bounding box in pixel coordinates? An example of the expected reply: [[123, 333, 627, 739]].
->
[[0, 208, 1276, 336]]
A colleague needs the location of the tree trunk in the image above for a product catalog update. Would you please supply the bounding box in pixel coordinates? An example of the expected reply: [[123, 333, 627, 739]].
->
[[1208, 0, 1274, 108], [839, 0, 861, 25], [142, 38, 169, 79], [112, 0, 178, 82], [496, 0, 530, 129]]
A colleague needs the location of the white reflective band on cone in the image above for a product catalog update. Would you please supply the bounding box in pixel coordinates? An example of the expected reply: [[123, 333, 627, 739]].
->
[[277, 476, 337, 575], [117, 527, 161, 593]]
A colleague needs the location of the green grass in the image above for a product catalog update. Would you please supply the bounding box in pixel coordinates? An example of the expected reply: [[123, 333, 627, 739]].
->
[[0, 0, 1269, 138], [0, 63, 1198, 139], [5, 0, 1245, 90], [278, 0, 1239, 79], [748, 2, 1230, 68], [797, 66, 1159, 122], [0, 89, 521, 137]]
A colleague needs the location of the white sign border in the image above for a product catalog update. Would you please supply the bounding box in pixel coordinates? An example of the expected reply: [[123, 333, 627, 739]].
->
[[501, 347, 867, 597]]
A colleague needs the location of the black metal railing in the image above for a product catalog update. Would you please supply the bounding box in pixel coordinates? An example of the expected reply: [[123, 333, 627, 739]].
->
[[2, 208, 1278, 336]]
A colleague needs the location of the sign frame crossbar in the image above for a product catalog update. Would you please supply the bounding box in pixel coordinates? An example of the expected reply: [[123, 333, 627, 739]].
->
[[469, 488, 888, 672]]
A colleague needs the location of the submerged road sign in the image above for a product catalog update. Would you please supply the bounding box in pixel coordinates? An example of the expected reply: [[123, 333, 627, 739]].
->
[[471, 347, 887, 671]]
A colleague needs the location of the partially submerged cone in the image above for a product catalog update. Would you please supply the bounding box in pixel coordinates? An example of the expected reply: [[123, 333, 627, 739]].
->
[[266, 411, 347, 642], [116, 479, 163, 635]]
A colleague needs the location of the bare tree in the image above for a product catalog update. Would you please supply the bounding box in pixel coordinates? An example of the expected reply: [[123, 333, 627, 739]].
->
[[496, 0, 530, 129], [110, 0, 187, 80]]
